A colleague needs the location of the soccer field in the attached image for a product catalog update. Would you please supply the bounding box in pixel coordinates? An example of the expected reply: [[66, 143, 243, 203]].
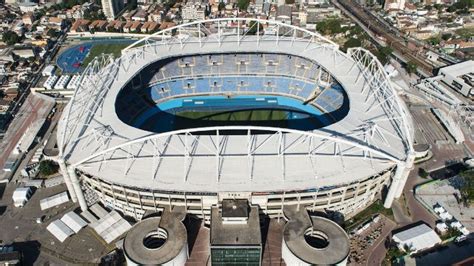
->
[[175, 109, 289, 121]]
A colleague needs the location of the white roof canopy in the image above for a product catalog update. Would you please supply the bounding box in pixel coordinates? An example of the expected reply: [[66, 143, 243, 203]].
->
[[393, 224, 441, 253], [60, 211, 87, 233], [47, 220, 75, 242]]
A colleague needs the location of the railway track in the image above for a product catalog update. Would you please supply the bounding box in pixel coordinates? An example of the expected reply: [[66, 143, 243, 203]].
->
[[335, 0, 435, 75]]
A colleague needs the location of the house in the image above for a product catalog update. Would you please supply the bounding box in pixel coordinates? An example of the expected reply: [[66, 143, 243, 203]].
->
[[130, 21, 142, 32], [148, 22, 159, 33], [96, 20, 107, 31], [48, 17, 64, 29], [106, 20, 116, 31], [159, 21, 176, 30], [4, 88, 18, 100], [22, 12, 34, 25], [114, 21, 124, 31], [70, 19, 90, 33], [132, 9, 147, 22], [123, 21, 133, 33], [0, 98, 11, 113], [13, 48, 35, 59]]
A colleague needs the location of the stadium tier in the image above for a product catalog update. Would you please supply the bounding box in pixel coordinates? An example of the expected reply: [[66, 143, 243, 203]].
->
[[56, 19, 414, 221]]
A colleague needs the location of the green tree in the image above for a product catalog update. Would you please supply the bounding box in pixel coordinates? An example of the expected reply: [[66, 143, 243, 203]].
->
[[460, 169, 474, 205], [2, 31, 20, 45], [285, 0, 295, 4], [218, 2, 226, 11], [246, 20, 263, 35], [237, 0, 250, 11], [46, 28, 59, 38], [316, 18, 343, 36], [441, 33, 453, 41], [39, 160, 59, 177], [376, 46, 393, 65], [426, 36, 441, 46], [343, 37, 361, 51], [447, 0, 472, 12], [406, 61, 418, 74], [418, 168, 429, 178]]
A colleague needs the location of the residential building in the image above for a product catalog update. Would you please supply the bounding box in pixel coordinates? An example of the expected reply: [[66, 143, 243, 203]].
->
[[102, 0, 125, 19]]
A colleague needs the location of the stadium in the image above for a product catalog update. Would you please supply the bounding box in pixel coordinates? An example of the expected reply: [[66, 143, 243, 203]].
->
[[56, 18, 415, 222]]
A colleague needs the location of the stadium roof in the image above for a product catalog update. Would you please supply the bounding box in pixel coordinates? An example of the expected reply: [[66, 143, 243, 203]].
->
[[58, 19, 413, 193]]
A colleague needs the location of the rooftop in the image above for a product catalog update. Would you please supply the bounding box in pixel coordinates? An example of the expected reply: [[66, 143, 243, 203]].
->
[[439, 60, 474, 77], [123, 207, 187, 265], [282, 206, 350, 265], [59, 20, 412, 193], [222, 199, 249, 218], [210, 203, 261, 246], [392, 223, 441, 252]]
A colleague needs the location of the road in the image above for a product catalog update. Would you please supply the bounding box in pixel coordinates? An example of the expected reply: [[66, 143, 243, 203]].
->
[[367, 216, 397, 265]]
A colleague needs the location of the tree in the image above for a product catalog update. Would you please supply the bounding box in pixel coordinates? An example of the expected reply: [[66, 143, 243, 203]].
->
[[441, 33, 453, 41], [237, 0, 250, 11], [246, 20, 263, 35], [2, 31, 20, 45], [39, 160, 59, 177], [46, 28, 59, 38], [447, 0, 472, 13], [316, 18, 343, 36], [426, 36, 441, 46], [418, 168, 429, 178], [459, 169, 474, 205], [376, 46, 393, 65], [343, 38, 361, 51], [406, 61, 418, 74], [218, 2, 226, 11], [285, 0, 295, 4]]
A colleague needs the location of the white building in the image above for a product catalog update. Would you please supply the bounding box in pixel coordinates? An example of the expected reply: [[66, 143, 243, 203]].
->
[[12, 187, 32, 207], [42, 65, 56, 77], [181, 3, 206, 22], [67, 75, 81, 90], [435, 222, 448, 234], [47, 220, 75, 242], [101, 0, 125, 19], [392, 224, 441, 254], [54, 75, 71, 90], [384, 0, 405, 11], [438, 60, 474, 98], [43, 75, 58, 90]]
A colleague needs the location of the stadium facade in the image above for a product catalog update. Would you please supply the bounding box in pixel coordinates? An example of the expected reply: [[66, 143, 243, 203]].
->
[[56, 18, 414, 221]]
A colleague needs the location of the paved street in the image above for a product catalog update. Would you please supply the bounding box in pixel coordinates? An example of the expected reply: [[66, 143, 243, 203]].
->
[[367, 216, 397, 265]]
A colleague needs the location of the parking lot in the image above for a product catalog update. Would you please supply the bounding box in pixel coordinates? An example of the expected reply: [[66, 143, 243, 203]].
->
[[0, 182, 112, 264], [417, 177, 474, 231]]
